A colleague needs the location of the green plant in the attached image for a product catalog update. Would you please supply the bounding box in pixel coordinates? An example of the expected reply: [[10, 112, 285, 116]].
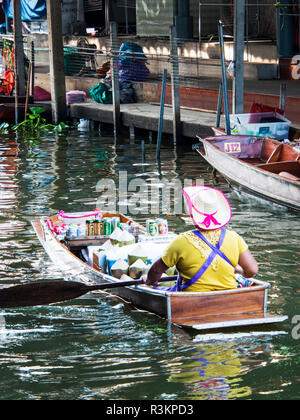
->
[[13, 107, 71, 138], [0, 122, 9, 134]]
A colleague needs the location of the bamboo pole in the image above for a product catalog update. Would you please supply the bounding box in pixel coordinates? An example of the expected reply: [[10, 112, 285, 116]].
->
[[25, 62, 32, 119]]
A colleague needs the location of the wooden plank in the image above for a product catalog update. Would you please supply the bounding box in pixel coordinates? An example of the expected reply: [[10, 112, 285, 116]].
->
[[169, 288, 266, 323], [13, 0, 26, 98], [186, 315, 288, 330], [106, 286, 168, 318], [266, 144, 283, 164], [174, 311, 266, 327], [31, 220, 45, 243], [257, 161, 300, 177]]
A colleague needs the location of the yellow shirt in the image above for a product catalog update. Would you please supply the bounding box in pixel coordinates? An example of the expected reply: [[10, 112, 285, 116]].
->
[[162, 229, 248, 292]]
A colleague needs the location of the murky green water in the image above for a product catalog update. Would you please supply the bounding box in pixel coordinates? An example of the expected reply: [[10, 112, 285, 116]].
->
[[0, 129, 299, 400]]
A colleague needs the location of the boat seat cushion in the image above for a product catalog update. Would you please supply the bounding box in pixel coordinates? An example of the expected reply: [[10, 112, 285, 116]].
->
[[279, 172, 300, 182]]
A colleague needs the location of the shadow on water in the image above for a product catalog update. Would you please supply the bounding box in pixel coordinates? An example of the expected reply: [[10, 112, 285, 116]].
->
[[0, 128, 298, 400]]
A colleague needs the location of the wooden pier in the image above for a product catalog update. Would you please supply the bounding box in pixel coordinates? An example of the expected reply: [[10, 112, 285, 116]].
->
[[69, 101, 220, 140]]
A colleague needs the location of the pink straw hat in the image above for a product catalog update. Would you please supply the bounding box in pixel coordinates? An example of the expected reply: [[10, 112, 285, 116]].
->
[[183, 186, 232, 231]]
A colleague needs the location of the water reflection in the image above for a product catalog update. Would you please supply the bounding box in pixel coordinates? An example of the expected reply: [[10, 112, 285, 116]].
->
[[0, 129, 298, 400]]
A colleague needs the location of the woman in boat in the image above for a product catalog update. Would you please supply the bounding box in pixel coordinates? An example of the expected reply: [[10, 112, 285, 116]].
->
[[145, 186, 258, 292]]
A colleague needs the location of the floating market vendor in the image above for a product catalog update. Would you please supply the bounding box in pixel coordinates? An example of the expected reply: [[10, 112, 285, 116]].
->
[[145, 186, 258, 292]]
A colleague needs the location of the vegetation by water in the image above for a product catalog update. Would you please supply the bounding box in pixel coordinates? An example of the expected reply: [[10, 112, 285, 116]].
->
[[0, 107, 73, 139]]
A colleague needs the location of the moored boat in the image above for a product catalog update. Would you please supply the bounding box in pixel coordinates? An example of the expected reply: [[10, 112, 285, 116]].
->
[[194, 135, 300, 211], [31, 211, 288, 331]]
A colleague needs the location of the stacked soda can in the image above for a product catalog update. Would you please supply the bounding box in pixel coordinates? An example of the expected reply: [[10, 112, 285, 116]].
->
[[157, 219, 168, 235], [130, 222, 140, 235], [103, 217, 112, 235], [66, 223, 78, 239], [112, 217, 121, 232], [146, 219, 168, 237], [146, 220, 158, 236]]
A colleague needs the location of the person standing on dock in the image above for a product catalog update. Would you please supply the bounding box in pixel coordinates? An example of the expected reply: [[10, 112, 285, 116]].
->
[[146, 186, 258, 292]]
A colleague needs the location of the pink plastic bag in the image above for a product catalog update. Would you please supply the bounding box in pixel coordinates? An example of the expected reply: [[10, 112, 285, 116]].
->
[[66, 90, 87, 105]]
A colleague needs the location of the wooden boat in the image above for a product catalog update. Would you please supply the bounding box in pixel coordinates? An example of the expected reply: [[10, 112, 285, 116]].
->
[[194, 135, 300, 211], [31, 211, 287, 331], [0, 103, 27, 121]]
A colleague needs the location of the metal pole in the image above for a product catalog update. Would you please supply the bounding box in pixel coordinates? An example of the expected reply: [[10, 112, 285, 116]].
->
[[218, 21, 231, 135], [125, 0, 129, 35], [233, 0, 245, 115], [216, 83, 223, 128], [110, 22, 121, 136], [157, 68, 167, 161], [170, 25, 182, 144], [280, 83, 287, 114]]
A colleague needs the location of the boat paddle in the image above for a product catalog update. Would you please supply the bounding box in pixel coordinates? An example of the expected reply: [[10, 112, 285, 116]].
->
[[0, 279, 146, 309]]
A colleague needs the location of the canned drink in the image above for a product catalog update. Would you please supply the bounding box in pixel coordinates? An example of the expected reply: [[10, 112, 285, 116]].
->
[[112, 217, 121, 232], [130, 222, 140, 235], [236, 275, 252, 288], [66, 226, 71, 238], [93, 220, 99, 236], [147, 220, 158, 237], [99, 221, 104, 235], [156, 219, 168, 235], [77, 224, 86, 238], [86, 220, 90, 236], [68, 223, 78, 239], [89, 221, 94, 236], [104, 218, 112, 235]]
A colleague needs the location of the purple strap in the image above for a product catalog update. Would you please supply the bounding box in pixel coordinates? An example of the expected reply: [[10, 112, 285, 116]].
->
[[169, 228, 233, 292], [192, 229, 234, 268]]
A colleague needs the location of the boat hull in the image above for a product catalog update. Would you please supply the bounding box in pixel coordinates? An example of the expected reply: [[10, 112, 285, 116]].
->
[[196, 137, 300, 211], [32, 218, 288, 331]]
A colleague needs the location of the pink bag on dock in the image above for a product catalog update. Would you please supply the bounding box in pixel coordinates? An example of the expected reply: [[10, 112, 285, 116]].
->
[[66, 90, 87, 105]]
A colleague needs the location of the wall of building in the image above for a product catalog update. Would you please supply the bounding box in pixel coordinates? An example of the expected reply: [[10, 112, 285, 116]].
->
[[136, 0, 175, 37]]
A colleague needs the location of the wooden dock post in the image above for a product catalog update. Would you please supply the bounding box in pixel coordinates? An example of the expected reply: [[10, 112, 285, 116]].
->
[[46, 0, 67, 124], [170, 26, 182, 144], [110, 22, 121, 136], [12, 0, 26, 124]]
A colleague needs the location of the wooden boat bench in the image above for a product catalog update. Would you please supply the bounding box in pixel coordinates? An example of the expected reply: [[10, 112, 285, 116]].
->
[[65, 236, 109, 250], [257, 161, 300, 181]]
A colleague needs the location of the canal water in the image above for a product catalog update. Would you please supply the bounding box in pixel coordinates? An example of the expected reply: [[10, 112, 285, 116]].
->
[[0, 128, 299, 400]]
